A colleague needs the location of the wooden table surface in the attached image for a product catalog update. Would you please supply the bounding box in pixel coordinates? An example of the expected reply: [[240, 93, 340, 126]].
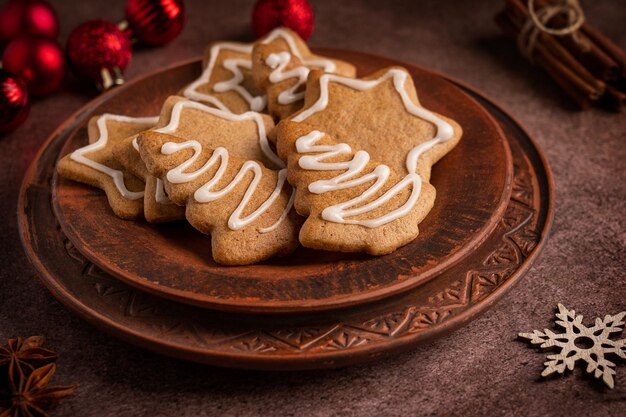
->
[[1, 0, 624, 416]]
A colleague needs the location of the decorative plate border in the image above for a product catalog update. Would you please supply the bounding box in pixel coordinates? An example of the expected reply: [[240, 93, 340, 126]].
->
[[18, 57, 553, 369]]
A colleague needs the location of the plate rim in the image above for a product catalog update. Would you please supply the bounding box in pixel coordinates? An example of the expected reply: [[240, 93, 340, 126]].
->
[[18, 51, 554, 369]]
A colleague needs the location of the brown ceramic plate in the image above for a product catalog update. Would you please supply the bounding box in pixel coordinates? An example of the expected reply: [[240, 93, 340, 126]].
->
[[18, 53, 552, 369], [50, 50, 513, 313]]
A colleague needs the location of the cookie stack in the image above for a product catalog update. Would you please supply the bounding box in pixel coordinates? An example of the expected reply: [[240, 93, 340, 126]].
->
[[57, 28, 462, 265]]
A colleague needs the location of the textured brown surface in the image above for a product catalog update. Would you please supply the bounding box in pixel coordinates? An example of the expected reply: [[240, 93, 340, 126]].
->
[[1, 0, 625, 416]]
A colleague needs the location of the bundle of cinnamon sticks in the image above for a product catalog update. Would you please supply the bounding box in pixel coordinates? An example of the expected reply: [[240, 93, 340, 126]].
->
[[495, 0, 626, 110]]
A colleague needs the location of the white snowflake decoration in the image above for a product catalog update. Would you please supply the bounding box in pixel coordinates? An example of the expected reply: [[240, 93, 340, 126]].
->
[[519, 303, 626, 388]]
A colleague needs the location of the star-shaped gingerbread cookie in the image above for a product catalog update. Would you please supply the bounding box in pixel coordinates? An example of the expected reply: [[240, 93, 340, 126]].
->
[[277, 66, 463, 254], [57, 113, 158, 220], [182, 38, 266, 114]]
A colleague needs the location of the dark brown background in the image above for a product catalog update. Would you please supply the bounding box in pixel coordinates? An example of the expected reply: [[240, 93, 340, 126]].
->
[[1, 0, 625, 416]]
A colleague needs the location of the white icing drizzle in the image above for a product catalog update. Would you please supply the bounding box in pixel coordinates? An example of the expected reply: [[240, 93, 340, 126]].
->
[[131, 137, 140, 151], [183, 42, 266, 112], [70, 114, 158, 200], [132, 137, 175, 205], [153, 100, 284, 169], [183, 28, 336, 112], [154, 179, 174, 205], [214, 56, 266, 111], [261, 28, 336, 72], [265, 52, 309, 104], [296, 131, 422, 228], [291, 69, 456, 227], [143, 99, 292, 232], [262, 28, 337, 105], [161, 142, 292, 232]]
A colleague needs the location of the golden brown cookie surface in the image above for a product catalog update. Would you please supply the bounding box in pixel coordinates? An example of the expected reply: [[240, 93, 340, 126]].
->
[[278, 66, 463, 254], [137, 104, 300, 265], [251, 27, 356, 119], [182, 40, 266, 114], [56, 114, 157, 220]]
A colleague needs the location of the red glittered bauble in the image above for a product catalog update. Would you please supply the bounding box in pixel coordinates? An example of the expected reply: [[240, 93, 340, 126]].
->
[[125, 0, 186, 46], [0, 69, 30, 134], [2, 35, 65, 96], [252, 0, 314, 40], [67, 20, 132, 89], [0, 0, 59, 48]]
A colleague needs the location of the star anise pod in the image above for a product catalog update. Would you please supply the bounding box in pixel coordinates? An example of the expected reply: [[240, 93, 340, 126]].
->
[[0, 337, 57, 387], [0, 363, 76, 417]]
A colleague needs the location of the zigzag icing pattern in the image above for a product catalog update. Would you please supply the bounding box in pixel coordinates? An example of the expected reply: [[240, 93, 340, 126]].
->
[[151, 100, 293, 233], [291, 69, 455, 227], [295, 130, 422, 227]]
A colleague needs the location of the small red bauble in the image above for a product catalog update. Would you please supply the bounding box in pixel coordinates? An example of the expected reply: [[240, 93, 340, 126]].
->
[[0, 69, 30, 134], [0, 0, 59, 48], [2, 35, 65, 96], [125, 0, 186, 46], [67, 20, 132, 89], [252, 0, 314, 40]]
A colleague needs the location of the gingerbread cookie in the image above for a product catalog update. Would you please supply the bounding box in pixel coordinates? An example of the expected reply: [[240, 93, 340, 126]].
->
[[277, 67, 462, 254], [251, 27, 356, 119], [182, 39, 266, 114], [57, 114, 158, 220], [130, 137, 186, 223], [113, 96, 282, 221], [136, 104, 300, 265]]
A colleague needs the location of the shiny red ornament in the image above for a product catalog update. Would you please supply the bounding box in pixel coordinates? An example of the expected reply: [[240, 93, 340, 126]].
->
[[0, 0, 59, 48], [67, 20, 132, 89], [0, 69, 30, 134], [124, 0, 186, 46], [2, 35, 65, 96], [252, 0, 314, 40]]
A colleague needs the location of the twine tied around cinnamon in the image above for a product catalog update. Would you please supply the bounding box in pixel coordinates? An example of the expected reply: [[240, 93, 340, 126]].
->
[[518, 0, 590, 61]]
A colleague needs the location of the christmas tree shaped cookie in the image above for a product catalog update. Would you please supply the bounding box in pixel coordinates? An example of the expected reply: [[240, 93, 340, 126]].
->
[[136, 102, 300, 265], [113, 95, 281, 223], [277, 67, 463, 254]]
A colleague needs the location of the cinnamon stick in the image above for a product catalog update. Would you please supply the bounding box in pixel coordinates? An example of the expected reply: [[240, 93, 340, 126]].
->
[[534, 0, 620, 81], [581, 25, 626, 79], [505, 0, 605, 93], [495, 11, 595, 108]]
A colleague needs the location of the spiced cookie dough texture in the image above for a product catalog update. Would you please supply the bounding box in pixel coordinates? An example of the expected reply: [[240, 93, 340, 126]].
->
[[136, 102, 301, 265], [56, 114, 158, 220], [182, 27, 356, 119], [277, 66, 462, 254]]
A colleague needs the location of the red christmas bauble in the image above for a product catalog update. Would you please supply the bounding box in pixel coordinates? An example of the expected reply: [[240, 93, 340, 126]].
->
[[125, 0, 186, 46], [67, 20, 132, 89], [252, 0, 314, 40], [0, 0, 59, 48], [2, 35, 65, 96], [0, 69, 30, 134]]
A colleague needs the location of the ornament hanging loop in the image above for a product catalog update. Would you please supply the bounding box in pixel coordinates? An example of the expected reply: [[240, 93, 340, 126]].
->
[[99, 67, 124, 91]]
